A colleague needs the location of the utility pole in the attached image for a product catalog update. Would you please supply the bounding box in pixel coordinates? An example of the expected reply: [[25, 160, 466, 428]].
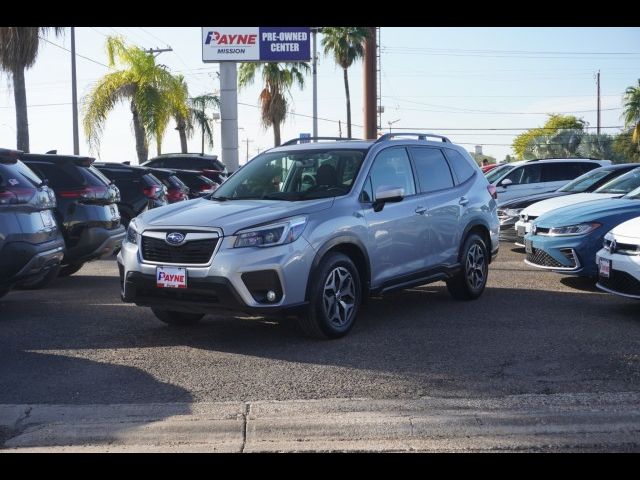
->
[[363, 27, 377, 139], [388, 119, 400, 133], [338, 120, 342, 138], [146, 47, 173, 57], [70, 27, 79, 155], [596, 70, 601, 135], [244, 138, 253, 163], [312, 27, 319, 138]]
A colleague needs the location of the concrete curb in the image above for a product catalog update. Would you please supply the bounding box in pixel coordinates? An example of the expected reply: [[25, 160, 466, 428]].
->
[[2, 392, 640, 452]]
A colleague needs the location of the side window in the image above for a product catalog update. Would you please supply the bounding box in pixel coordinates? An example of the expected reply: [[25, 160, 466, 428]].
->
[[444, 149, 476, 184], [579, 162, 600, 174], [368, 147, 416, 199], [148, 159, 164, 168], [360, 176, 373, 203], [410, 147, 455, 193], [503, 164, 541, 185], [542, 162, 583, 182]]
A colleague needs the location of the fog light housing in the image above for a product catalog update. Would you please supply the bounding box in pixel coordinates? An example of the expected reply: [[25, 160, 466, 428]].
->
[[266, 290, 277, 302]]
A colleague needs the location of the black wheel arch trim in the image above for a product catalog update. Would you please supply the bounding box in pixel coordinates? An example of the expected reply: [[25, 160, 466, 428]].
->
[[459, 220, 492, 263], [305, 235, 372, 302]]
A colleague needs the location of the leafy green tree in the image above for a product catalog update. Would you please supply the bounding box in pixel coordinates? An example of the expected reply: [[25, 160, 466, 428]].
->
[[82, 36, 188, 163], [622, 79, 640, 146], [238, 62, 309, 146], [613, 129, 640, 163], [321, 27, 371, 139], [512, 114, 586, 160], [0, 27, 64, 151], [576, 133, 623, 161]]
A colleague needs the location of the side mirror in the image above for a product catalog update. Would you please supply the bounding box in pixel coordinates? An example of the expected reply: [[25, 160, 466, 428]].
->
[[373, 185, 404, 212], [500, 178, 513, 188]]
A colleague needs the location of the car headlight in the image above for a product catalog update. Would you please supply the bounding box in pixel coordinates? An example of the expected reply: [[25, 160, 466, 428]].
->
[[547, 222, 601, 236], [504, 208, 523, 217], [234, 217, 307, 248], [126, 218, 139, 244]]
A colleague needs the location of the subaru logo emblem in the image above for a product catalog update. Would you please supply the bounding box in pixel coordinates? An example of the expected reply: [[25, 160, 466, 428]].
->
[[166, 232, 185, 245], [610, 239, 617, 253]]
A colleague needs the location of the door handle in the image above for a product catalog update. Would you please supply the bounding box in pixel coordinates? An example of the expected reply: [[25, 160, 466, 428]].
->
[[459, 197, 469, 206], [415, 206, 428, 215]]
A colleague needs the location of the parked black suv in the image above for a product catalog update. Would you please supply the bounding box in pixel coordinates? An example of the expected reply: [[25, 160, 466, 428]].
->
[[0, 149, 65, 296], [93, 163, 168, 227], [22, 153, 125, 277], [141, 153, 228, 184], [167, 169, 218, 199]]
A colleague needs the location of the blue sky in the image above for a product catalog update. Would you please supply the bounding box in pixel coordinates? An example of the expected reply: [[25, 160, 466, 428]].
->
[[1, 27, 639, 164]]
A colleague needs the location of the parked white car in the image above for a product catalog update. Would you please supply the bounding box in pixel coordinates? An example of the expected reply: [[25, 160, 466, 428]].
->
[[514, 166, 640, 246], [596, 216, 640, 300]]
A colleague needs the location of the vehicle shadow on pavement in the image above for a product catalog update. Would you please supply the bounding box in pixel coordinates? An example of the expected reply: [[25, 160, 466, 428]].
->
[[2, 270, 640, 403]]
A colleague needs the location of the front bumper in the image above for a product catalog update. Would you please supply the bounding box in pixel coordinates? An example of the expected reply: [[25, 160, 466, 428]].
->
[[118, 232, 316, 315], [596, 247, 640, 299], [513, 219, 532, 247], [498, 215, 519, 242], [523, 232, 602, 277]]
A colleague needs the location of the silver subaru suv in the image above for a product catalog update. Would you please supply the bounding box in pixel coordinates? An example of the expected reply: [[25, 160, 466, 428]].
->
[[118, 133, 499, 338]]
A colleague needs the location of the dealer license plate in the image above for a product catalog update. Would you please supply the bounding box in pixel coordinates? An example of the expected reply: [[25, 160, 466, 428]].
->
[[40, 209, 54, 228], [525, 239, 533, 254], [598, 257, 611, 278], [156, 266, 187, 289]]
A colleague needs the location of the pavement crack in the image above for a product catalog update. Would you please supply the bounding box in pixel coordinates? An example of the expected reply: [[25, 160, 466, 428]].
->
[[1, 406, 33, 449], [241, 402, 250, 453]]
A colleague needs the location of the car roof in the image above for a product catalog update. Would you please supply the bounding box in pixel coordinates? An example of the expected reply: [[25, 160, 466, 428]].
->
[[93, 162, 151, 173], [148, 153, 219, 159], [22, 153, 95, 165]]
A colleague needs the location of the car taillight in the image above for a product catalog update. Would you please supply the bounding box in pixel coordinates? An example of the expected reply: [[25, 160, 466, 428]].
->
[[58, 185, 109, 199], [199, 182, 219, 193], [487, 184, 497, 200], [167, 187, 186, 202], [0, 187, 36, 205], [143, 185, 162, 199]]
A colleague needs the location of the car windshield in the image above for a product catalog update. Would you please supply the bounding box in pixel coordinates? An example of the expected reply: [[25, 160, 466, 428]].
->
[[210, 149, 366, 201], [558, 168, 613, 193], [485, 164, 515, 183], [594, 167, 640, 194], [623, 185, 640, 199]]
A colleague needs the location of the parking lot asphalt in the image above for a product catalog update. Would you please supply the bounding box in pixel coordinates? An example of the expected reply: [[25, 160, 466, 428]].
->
[[1, 244, 639, 407]]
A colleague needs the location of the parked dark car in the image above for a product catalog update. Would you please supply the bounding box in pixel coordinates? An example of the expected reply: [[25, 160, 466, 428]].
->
[[146, 168, 190, 203], [0, 149, 65, 295], [497, 163, 640, 242], [166, 169, 218, 199], [93, 162, 168, 227], [141, 153, 228, 184], [22, 153, 125, 277]]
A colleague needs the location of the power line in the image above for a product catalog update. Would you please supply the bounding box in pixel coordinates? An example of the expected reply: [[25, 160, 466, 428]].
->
[[382, 46, 640, 55], [39, 36, 111, 69]]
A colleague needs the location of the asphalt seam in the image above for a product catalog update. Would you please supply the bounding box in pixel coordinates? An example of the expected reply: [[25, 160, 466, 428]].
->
[[241, 402, 250, 453]]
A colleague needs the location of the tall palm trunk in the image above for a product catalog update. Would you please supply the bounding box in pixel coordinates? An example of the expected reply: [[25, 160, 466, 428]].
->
[[343, 67, 351, 139], [176, 116, 188, 153], [273, 121, 281, 147], [131, 101, 148, 164], [12, 66, 29, 151], [156, 137, 162, 156]]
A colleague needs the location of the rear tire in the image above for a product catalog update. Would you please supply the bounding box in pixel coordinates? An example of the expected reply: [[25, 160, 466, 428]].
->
[[151, 308, 204, 326], [446, 233, 489, 300], [15, 265, 61, 290], [58, 262, 85, 277], [298, 252, 361, 339]]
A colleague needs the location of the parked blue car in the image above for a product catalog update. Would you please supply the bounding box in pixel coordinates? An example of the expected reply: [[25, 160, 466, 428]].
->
[[523, 187, 640, 278]]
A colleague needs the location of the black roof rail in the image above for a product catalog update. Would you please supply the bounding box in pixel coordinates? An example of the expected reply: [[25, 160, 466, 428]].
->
[[375, 132, 451, 143], [280, 137, 362, 146]]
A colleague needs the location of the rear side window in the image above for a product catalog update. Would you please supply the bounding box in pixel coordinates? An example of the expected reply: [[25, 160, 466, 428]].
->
[[444, 149, 476, 184], [369, 147, 416, 198], [410, 147, 454, 193], [503, 164, 541, 185], [542, 162, 590, 182]]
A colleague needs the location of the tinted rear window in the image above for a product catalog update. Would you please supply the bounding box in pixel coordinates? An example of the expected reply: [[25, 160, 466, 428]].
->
[[24, 162, 108, 188], [142, 173, 163, 187], [410, 147, 454, 193], [0, 161, 42, 188]]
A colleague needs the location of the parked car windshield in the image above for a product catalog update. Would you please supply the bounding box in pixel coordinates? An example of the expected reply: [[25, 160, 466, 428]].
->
[[594, 167, 640, 194], [623, 185, 640, 199], [211, 149, 366, 201], [485, 164, 515, 183], [558, 168, 614, 193]]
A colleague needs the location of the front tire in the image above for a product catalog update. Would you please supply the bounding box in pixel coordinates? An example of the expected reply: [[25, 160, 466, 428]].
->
[[151, 308, 204, 326], [299, 252, 361, 339], [446, 233, 489, 300]]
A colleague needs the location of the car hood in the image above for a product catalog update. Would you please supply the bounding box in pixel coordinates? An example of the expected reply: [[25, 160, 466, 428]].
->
[[608, 215, 640, 242], [535, 197, 640, 228], [136, 197, 334, 236], [521, 192, 620, 217], [498, 191, 569, 209]]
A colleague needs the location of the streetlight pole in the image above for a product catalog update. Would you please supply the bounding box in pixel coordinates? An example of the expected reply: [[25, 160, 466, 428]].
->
[[71, 27, 79, 155], [388, 119, 400, 133], [311, 27, 319, 138]]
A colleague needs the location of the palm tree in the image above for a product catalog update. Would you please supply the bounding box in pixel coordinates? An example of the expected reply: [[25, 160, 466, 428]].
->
[[0, 27, 64, 151], [238, 62, 309, 147], [321, 27, 371, 139], [82, 36, 188, 164], [172, 77, 219, 154], [622, 79, 640, 147]]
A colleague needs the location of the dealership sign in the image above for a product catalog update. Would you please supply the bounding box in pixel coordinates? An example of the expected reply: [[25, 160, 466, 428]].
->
[[202, 27, 311, 62]]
